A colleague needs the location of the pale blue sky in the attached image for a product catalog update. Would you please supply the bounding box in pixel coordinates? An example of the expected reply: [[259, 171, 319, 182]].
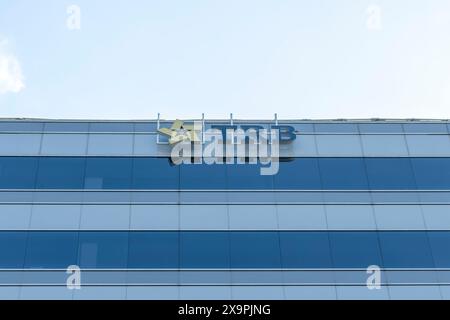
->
[[0, 0, 450, 120]]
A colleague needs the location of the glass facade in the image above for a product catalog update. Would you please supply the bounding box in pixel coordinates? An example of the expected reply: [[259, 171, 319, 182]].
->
[[1, 119, 450, 300], [2, 156, 450, 190], [1, 230, 450, 269]]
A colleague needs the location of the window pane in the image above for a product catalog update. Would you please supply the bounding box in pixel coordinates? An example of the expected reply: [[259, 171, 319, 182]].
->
[[134, 122, 158, 132], [0, 232, 27, 268], [128, 232, 179, 268], [403, 123, 448, 133], [365, 158, 416, 190], [1, 157, 450, 191], [230, 232, 281, 268], [329, 232, 382, 268], [275, 159, 321, 190], [314, 123, 359, 133], [379, 232, 434, 268], [358, 123, 403, 133], [25, 232, 78, 268], [0, 157, 38, 189], [44, 122, 89, 132], [280, 232, 332, 268], [85, 158, 132, 189], [0, 122, 44, 132], [180, 232, 230, 268], [78, 232, 129, 268], [133, 158, 179, 189], [319, 158, 369, 190], [426, 232, 450, 268], [181, 163, 226, 189], [36, 157, 85, 189], [89, 122, 134, 132], [411, 158, 450, 189], [227, 164, 273, 190]]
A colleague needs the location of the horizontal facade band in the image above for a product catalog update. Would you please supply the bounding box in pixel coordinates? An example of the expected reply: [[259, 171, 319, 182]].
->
[[1, 191, 450, 204], [0, 270, 449, 286], [1, 156, 450, 190], [1, 231, 450, 269], [3, 285, 449, 300], [1, 120, 449, 134], [0, 204, 449, 231], [1, 133, 450, 157]]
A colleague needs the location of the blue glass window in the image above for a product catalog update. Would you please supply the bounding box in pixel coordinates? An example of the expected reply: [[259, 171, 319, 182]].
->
[[133, 157, 179, 189], [358, 123, 404, 133], [319, 158, 369, 190], [411, 158, 450, 190], [329, 232, 382, 268], [44, 122, 89, 132], [1, 157, 450, 190], [134, 122, 158, 132], [428, 232, 450, 268], [180, 163, 226, 189], [0, 232, 27, 268], [365, 158, 416, 190], [403, 123, 448, 133], [0, 231, 450, 269], [85, 158, 132, 189], [128, 232, 179, 268], [275, 159, 321, 190], [78, 232, 128, 268], [89, 122, 134, 132], [25, 232, 78, 268], [36, 157, 85, 189], [314, 123, 359, 133], [0, 122, 44, 132], [181, 232, 230, 268], [227, 164, 273, 190], [230, 232, 281, 268], [280, 232, 332, 268], [0, 157, 38, 189], [379, 232, 434, 268]]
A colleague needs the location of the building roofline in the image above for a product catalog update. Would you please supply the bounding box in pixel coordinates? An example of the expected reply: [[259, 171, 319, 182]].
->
[[0, 117, 450, 123]]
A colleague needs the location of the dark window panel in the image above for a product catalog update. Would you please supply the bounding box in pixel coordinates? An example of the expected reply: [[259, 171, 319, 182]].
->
[[128, 232, 179, 268], [0, 157, 38, 189], [181, 232, 230, 268], [36, 157, 85, 189], [280, 232, 332, 268], [0, 232, 27, 268], [330, 232, 382, 268], [428, 232, 450, 268], [379, 232, 434, 268], [227, 163, 273, 190], [180, 163, 227, 190], [230, 232, 281, 268], [85, 157, 133, 189], [133, 158, 179, 189], [78, 232, 129, 268], [365, 158, 417, 190], [319, 158, 369, 190], [25, 232, 78, 268], [411, 158, 450, 190], [275, 159, 321, 190]]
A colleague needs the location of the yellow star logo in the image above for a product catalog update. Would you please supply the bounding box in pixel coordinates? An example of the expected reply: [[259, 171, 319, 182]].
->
[[158, 120, 201, 145]]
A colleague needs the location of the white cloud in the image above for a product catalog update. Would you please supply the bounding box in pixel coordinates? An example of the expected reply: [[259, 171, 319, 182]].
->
[[0, 39, 25, 94]]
